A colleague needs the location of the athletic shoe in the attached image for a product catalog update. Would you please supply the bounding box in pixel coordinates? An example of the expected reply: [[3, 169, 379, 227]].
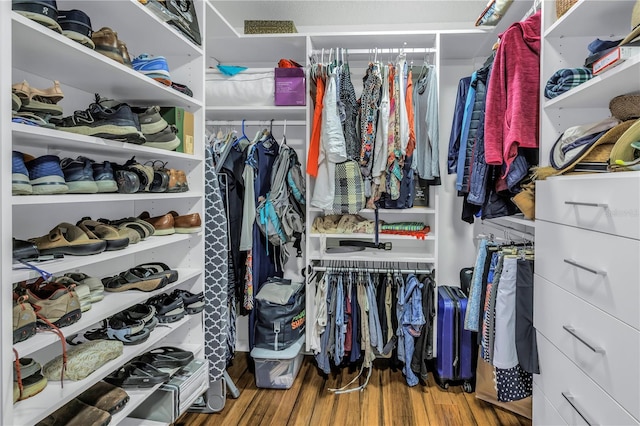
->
[[12, 0, 62, 33], [134, 106, 167, 135], [13, 294, 37, 343], [53, 276, 92, 312], [58, 9, 94, 49], [143, 125, 180, 151], [25, 154, 69, 195], [21, 279, 82, 328], [90, 160, 118, 193], [64, 272, 104, 303], [132, 54, 171, 86], [55, 94, 145, 143], [60, 157, 99, 194], [12, 151, 32, 195]]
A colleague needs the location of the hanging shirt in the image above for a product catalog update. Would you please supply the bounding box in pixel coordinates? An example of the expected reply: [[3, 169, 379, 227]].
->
[[307, 69, 325, 178], [414, 64, 440, 181], [405, 69, 416, 158], [397, 57, 410, 156], [239, 145, 257, 251]]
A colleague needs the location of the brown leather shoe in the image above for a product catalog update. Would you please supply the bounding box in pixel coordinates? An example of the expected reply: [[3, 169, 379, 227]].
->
[[138, 212, 175, 236], [118, 40, 133, 68], [176, 170, 189, 192], [169, 211, 201, 234], [92, 27, 124, 64]]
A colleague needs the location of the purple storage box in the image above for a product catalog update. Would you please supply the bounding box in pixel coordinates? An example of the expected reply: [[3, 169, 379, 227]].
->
[[274, 68, 306, 106]]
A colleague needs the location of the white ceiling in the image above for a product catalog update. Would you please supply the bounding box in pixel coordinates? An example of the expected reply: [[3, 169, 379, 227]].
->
[[209, 0, 503, 33]]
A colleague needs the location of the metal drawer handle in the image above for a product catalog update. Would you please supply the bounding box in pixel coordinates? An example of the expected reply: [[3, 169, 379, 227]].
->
[[563, 259, 607, 276], [564, 201, 608, 208], [563, 325, 605, 354], [562, 392, 598, 426]]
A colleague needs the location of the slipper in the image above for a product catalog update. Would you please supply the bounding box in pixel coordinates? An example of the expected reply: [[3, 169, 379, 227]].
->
[[77, 381, 130, 415], [28, 223, 107, 256], [104, 361, 169, 388], [135, 346, 194, 369], [102, 267, 168, 292], [135, 262, 179, 283]]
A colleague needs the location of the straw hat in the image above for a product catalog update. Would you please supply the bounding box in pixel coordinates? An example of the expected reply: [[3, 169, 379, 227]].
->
[[609, 118, 640, 171], [550, 117, 620, 170], [609, 93, 640, 121], [620, 0, 640, 46]]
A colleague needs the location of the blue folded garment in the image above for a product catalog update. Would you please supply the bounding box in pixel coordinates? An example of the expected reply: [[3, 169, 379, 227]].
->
[[544, 67, 593, 99]]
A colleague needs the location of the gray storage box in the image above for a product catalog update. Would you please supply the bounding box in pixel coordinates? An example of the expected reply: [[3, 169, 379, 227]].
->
[[250, 336, 304, 389]]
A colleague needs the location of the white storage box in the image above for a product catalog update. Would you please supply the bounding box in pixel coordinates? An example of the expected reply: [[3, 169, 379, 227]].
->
[[206, 68, 275, 106], [250, 336, 304, 389]]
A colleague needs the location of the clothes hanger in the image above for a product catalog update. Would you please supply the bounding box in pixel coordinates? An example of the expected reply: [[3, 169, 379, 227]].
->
[[281, 119, 288, 146]]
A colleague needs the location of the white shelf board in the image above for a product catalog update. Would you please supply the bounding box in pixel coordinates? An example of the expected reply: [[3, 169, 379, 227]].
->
[[308, 206, 435, 214], [309, 252, 435, 263], [487, 214, 536, 229], [205, 34, 307, 66], [111, 383, 163, 426], [12, 123, 204, 162], [12, 234, 196, 282], [12, 315, 193, 426], [544, 0, 632, 39], [12, 13, 203, 109], [78, 0, 203, 59], [205, 106, 307, 121], [543, 55, 640, 110], [13, 191, 203, 206], [13, 268, 201, 357], [309, 233, 435, 241]]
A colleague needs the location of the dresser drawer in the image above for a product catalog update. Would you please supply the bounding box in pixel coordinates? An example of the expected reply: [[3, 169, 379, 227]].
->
[[535, 333, 639, 425], [534, 275, 640, 419], [533, 382, 567, 426], [536, 172, 640, 240], [536, 220, 640, 330]]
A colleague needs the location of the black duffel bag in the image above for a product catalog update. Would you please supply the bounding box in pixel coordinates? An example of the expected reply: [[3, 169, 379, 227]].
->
[[254, 277, 305, 351]]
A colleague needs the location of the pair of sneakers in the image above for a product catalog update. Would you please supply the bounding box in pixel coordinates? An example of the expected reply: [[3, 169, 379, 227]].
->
[[135, 106, 181, 151]]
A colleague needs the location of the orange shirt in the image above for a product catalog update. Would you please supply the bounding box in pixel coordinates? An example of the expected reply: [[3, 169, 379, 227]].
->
[[405, 69, 416, 158], [307, 70, 325, 177]]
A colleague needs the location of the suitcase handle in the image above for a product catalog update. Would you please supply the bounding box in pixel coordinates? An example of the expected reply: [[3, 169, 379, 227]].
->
[[562, 325, 605, 354], [563, 259, 606, 276], [562, 392, 598, 426]]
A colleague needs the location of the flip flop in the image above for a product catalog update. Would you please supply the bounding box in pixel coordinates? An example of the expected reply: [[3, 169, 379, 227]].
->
[[135, 346, 194, 369], [135, 262, 179, 283], [104, 361, 169, 388]]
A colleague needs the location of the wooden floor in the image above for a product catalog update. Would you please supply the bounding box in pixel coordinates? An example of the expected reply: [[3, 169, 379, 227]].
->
[[178, 353, 532, 426]]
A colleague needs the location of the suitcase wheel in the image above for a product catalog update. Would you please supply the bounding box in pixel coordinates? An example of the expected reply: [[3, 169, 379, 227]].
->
[[438, 380, 449, 390], [463, 381, 473, 393]]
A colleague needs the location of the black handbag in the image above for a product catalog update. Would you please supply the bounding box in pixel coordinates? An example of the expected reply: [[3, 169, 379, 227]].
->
[[254, 278, 305, 351]]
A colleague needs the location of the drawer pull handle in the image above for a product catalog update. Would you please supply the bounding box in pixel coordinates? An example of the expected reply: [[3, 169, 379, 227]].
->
[[563, 259, 607, 276], [563, 325, 605, 354], [564, 201, 608, 208], [562, 392, 598, 426]]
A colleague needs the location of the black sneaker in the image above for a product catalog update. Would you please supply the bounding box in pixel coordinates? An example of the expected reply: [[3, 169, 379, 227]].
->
[[13, 0, 62, 33], [89, 160, 118, 193], [58, 9, 94, 49], [55, 94, 145, 144], [60, 157, 98, 194]]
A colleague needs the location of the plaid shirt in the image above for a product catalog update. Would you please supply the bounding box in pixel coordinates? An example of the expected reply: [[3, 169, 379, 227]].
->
[[544, 67, 593, 99]]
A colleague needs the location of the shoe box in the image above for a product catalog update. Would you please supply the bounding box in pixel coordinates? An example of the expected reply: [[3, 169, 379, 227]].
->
[[129, 358, 208, 423]]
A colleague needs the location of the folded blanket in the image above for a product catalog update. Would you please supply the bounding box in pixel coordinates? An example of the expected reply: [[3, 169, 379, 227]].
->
[[544, 67, 593, 99]]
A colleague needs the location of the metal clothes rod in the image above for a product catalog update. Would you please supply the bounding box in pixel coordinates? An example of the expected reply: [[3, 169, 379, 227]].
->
[[311, 266, 433, 275], [311, 47, 436, 55], [206, 120, 306, 126]]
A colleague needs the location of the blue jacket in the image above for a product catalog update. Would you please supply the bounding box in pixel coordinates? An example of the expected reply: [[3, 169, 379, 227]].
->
[[448, 77, 472, 174]]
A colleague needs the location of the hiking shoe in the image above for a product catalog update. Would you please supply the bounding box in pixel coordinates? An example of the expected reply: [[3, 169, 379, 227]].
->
[[134, 106, 167, 135], [132, 54, 171, 86], [25, 154, 69, 195], [60, 157, 99, 194], [53, 276, 92, 312], [12, 151, 32, 195], [12, 0, 62, 33], [146, 293, 185, 323], [13, 294, 37, 343], [21, 279, 82, 327], [172, 289, 204, 314], [55, 94, 145, 143], [58, 9, 94, 49], [92, 27, 124, 64], [89, 160, 118, 193], [64, 272, 104, 302], [144, 125, 181, 151]]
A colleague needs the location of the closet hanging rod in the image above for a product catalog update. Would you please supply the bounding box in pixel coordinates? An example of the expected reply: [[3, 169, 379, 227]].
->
[[310, 47, 436, 56], [479, 220, 535, 241], [310, 265, 433, 275], [206, 120, 306, 127]]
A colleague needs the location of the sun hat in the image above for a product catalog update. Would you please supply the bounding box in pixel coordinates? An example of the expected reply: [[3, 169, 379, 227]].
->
[[609, 118, 640, 171], [609, 93, 640, 121], [619, 0, 640, 46], [550, 116, 620, 170]]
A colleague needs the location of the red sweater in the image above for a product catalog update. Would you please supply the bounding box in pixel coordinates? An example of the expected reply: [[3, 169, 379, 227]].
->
[[484, 11, 541, 170]]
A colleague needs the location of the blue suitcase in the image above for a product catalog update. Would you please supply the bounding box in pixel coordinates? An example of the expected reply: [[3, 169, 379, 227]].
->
[[435, 285, 475, 392]]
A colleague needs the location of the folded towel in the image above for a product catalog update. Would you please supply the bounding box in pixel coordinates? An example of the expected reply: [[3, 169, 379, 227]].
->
[[544, 67, 593, 99]]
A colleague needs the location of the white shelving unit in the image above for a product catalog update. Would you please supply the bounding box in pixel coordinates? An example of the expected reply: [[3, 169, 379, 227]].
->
[[534, 1, 640, 424], [2, 1, 207, 424]]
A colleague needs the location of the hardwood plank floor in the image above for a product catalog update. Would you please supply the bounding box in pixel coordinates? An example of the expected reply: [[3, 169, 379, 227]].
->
[[177, 353, 533, 426]]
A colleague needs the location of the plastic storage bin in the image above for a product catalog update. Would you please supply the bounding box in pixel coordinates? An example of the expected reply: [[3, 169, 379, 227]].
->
[[250, 336, 304, 389]]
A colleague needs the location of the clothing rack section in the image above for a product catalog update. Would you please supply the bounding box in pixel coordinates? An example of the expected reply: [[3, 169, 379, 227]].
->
[[310, 262, 433, 275]]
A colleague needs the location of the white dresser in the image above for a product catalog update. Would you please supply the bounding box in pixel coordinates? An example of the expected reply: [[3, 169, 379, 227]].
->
[[534, 172, 640, 425]]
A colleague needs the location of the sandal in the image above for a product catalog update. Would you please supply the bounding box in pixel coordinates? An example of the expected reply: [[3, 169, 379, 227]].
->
[[135, 262, 179, 283], [76, 219, 130, 251], [12, 80, 64, 103], [119, 303, 158, 331], [104, 361, 169, 388], [172, 289, 204, 314], [146, 293, 185, 323], [28, 223, 107, 256], [135, 346, 194, 369], [102, 267, 168, 292], [98, 217, 154, 240], [105, 312, 150, 345]]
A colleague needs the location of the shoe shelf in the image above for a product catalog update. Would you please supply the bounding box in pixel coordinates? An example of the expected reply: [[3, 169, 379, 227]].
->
[[78, 0, 203, 58], [12, 13, 203, 109], [13, 268, 201, 358], [544, 0, 631, 39], [12, 191, 203, 206], [205, 105, 308, 121], [309, 233, 436, 241], [12, 124, 204, 162], [12, 234, 197, 282], [12, 314, 196, 426]]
